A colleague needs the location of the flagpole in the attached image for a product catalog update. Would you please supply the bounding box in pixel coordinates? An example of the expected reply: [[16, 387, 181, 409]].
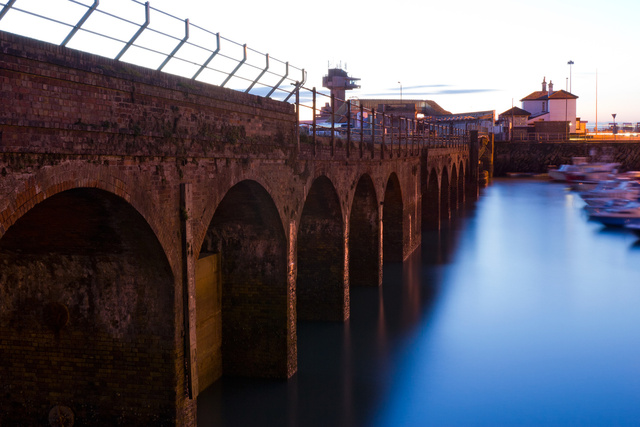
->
[[595, 69, 598, 137]]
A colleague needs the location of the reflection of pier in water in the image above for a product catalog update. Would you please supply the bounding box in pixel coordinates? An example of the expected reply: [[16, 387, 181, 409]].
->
[[197, 204, 477, 426]]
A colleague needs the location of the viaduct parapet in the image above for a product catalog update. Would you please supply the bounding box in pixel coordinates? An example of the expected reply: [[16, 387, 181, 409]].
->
[[0, 31, 472, 425]]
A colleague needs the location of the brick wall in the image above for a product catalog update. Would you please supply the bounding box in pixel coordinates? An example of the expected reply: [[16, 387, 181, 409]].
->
[[0, 188, 177, 425], [0, 31, 296, 158], [494, 142, 640, 176]]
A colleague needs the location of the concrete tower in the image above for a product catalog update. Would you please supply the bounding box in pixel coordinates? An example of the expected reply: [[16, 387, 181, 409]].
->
[[322, 67, 361, 114]]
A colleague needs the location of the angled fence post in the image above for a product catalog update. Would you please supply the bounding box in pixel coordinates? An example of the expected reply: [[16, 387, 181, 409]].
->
[[0, 0, 17, 22], [193, 32, 220, 79], [246, 54, 269, 93], [221, 44, 246, 88], [115, 1, 150, 61], [158, 18, 190, 71], [61, 0, 99, 47], [284, 69, 305, 102], [266, 62, 288, 98]]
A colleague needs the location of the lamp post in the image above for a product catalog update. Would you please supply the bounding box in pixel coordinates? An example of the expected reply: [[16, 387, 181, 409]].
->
[[612, 113, 617, 140], [567, 60, 574, 93], [398, 81, 402, 103]]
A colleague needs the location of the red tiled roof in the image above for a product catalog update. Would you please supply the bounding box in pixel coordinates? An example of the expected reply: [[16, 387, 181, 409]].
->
[[549, 90, 578, 99], [521, 90, 578, 101], [521, 91, 548, 101], [499, 107, 530, 117]]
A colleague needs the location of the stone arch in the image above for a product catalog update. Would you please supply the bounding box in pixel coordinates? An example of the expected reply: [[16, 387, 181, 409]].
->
[[383, 172, 404, 263], [450, 163, 459, 212], [297, 175, 346, 321], [0, 168, 175, 274], [423, 168, 440, 230], [440, 166, 451, 221], [0, 188, 175, 424], [198, 180, 289, 379], [349, 174, 381, 287]]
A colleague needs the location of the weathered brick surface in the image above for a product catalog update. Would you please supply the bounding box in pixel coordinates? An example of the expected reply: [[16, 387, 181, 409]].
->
[[0, 189, 177, 425], [0, 31, 469, 425]]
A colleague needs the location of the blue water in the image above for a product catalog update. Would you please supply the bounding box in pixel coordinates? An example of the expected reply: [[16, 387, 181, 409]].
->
[[198, 178, 640, 426]]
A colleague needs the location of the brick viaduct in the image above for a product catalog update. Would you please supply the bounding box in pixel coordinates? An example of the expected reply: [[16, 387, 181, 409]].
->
[[0, 32, 474, 425]]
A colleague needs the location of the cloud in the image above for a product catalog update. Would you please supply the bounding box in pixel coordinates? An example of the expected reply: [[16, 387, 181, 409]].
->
[[234, 84, 501, 103], [360, 88, 501, 97], [389, 84, 452, 90], [361, 91, 408, 97], [436, 88, 502, 95]]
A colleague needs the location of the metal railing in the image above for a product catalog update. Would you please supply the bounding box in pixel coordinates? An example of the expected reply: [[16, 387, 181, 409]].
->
[[295, 86, 469, 159], [0, 0, 304, 101], [0, 0, 469, 158]]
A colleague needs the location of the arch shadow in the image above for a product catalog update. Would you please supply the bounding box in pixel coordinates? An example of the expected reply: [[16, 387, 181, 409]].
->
[[297, 176, 346, 322], [349, 175, 380, 288], [383, 173, 404, 263], [0, 188, 175, 424], [199, 180, 289, 379], [440, 167, 450, 222]]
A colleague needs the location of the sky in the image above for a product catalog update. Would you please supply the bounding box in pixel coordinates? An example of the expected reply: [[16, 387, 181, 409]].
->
[[1, 0, 639, 126]]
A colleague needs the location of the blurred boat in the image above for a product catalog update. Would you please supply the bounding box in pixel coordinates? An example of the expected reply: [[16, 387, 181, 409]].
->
[[565, 163, 621, 186], [579, 179, 640, 207], [583, 198, 633, 214], [548, 164, 583, 182], [588, 201, 640, 227], [548, 157, 620, 183]]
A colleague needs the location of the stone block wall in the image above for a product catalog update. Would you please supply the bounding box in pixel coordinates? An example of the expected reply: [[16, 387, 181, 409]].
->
[[0, 31, 296, 158], [494, 142, 640, 176]]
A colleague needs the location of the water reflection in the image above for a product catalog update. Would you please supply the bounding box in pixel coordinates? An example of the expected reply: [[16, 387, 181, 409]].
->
[[199, 179, 640, 427]]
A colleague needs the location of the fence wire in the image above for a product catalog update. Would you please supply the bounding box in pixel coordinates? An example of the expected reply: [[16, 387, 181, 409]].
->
[[0, 0, 470, 157]]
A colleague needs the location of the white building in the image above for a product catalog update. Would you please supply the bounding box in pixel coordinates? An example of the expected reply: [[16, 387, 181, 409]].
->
[[521, 77, 578, 133]]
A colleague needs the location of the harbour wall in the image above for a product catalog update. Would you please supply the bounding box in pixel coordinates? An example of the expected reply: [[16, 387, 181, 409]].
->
[[494, 142, 640, 176]]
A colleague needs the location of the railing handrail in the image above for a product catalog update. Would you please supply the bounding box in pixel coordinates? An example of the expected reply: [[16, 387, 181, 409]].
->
[[295, 85, 470, 159], [0, 0, 471, 159], [0, 0, 303, 101]]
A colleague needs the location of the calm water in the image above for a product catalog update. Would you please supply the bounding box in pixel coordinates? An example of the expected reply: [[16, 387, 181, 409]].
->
[[198, 178, 640, 427]]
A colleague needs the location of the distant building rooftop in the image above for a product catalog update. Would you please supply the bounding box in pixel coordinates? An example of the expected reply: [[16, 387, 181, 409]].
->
[[499, 107, 531, 117], [521, 89, 578, 101], [357, 99, 450, 116]]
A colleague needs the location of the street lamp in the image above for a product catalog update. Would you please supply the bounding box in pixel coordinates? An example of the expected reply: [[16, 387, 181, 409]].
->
[[398, 81, 402, 103], [567, 60, 574, 93], [612, 113, 617, 140]]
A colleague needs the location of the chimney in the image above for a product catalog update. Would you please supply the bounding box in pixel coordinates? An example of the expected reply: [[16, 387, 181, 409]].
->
[[541, 77, 547, 92], [548, 80, 553, 97]]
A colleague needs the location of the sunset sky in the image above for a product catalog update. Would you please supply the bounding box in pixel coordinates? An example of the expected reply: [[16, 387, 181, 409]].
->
[[2, 0, 638, 126]]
